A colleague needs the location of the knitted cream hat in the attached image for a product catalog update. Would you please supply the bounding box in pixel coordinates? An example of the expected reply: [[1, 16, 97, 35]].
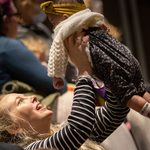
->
[[48, 9, 104, 78]]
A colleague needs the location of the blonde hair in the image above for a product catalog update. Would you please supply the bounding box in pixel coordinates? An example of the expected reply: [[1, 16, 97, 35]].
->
[[0, 94, 51, 147], [0, 94, 24, 144]]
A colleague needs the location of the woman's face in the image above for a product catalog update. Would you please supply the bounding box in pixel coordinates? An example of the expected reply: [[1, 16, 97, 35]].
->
[[2, 93, 53, 133]]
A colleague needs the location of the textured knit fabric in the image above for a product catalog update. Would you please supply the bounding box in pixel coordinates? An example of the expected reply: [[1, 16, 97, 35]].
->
[[48, 8, 104, 78], [0, 36, 67, 95], [88, 27, 146, 105], [25, 78, 129, 150]]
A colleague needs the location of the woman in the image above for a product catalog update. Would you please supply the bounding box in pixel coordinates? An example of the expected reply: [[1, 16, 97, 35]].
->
[[0, 74, 129, 149], [0, 77, 96, 149]]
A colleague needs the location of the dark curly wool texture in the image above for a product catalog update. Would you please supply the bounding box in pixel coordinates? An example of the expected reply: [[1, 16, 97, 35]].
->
[[88, 27, 146, 105]]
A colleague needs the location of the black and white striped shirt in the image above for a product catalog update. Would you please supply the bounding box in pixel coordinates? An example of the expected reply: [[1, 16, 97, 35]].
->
[[90, 89, 129, 142], [25, 77, 130, 150]]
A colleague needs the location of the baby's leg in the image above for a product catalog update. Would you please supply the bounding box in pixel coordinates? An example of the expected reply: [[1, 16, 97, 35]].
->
[[127, 94, 150, 118]]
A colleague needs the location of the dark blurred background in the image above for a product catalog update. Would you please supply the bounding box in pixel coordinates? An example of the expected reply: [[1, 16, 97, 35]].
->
[[102, 0, 150, 83]]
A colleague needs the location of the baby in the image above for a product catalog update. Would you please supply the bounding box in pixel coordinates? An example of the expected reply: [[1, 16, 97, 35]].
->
[[41, 1, 150, 118]]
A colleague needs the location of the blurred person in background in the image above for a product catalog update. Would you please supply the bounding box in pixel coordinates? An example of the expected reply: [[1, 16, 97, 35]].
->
[[13, 0, 52, 62], [14, 0, 77, 84], [0, 0, 67, 96]]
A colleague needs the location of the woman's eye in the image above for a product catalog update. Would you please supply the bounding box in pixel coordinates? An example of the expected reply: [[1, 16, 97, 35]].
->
[[18, 98, 24, 105]]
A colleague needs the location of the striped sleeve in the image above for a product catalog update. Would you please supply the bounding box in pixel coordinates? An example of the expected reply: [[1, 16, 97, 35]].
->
[[25, 77, 96, 150], [90, 89, 130, 142]]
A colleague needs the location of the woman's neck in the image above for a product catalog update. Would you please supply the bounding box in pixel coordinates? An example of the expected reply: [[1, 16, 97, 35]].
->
[[32, 123, 51, 134]]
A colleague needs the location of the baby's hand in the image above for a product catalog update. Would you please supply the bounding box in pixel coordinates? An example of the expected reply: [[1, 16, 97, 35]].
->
[[53, 77, 64, 89]]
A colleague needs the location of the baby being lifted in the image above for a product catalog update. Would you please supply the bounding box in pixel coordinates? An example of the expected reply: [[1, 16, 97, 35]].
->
[[41, 2, 150, 118]]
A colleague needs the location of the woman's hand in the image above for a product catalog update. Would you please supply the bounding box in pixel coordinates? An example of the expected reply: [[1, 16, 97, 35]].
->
[[64, 31, 92, 76]]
